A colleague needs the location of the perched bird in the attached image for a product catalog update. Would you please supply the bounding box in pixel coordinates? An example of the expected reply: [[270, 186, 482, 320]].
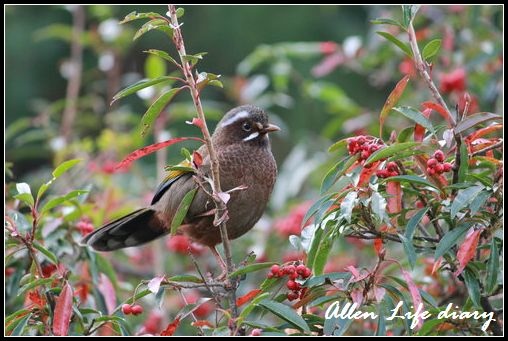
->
[[82, 105, 279, 274]]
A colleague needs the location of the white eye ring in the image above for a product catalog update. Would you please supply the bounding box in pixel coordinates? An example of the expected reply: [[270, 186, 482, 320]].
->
[[242, 122, 252, 132]]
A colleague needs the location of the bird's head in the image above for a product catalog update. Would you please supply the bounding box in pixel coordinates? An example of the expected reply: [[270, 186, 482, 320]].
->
[[213, 105, 280, 147]]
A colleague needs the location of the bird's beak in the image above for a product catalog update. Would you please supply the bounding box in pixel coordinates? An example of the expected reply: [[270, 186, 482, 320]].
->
[[262, 123, 281, 134]]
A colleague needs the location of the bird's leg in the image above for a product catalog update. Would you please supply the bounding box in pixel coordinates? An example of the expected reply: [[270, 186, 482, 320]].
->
[[210, 246, 228, 280]]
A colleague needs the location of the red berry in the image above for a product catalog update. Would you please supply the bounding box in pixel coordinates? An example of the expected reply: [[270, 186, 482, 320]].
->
[[435, 163, 444, 173], [122, 304, 132, 315], [387, 162, 398, 172], [287, 280, 298, 290], [296, 264, 307, 275], [433, 150, 445, 162], [267, 272, 274, 279], [302, 268, 312, 279], [277, 270, 285, 277], [289, 272, 298, 280], [427, 158, 438, 167], [389, 171, 399, 177], [443, 163, 453, 172], [270, 265, 280, 275], [287, 291, 299, 301], [131, 305, 144, 315], [361, 150, 370, 160], [250, 329, 262, 336], [357, 136, 366, 144], [285, 265, 296, 274], [427, 168, 436, 176]]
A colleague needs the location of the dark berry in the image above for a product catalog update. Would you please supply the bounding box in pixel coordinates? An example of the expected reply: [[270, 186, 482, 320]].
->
[[433, 150, 445, 162]]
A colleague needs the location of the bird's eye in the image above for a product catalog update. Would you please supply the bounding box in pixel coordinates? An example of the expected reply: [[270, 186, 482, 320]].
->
[[242, 122, 251, 132]]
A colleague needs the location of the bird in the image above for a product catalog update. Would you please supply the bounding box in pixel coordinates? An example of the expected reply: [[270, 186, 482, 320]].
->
[[82, 105, 279, 275]]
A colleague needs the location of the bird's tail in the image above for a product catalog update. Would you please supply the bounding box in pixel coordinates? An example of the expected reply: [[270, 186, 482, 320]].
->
[[81, 208, 167, 251]]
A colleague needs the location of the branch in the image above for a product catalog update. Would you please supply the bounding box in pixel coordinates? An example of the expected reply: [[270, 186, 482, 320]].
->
[[471, 139, 503, 157], [407, 22, 456, 127], [60, 5, 85, 143], [167, 4, 239, 328]]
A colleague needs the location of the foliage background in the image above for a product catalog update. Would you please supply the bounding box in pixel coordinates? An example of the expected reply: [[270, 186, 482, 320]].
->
[[5, 5, 503, 336]]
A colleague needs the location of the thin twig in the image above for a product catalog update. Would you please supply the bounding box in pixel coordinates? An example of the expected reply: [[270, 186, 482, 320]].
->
[[471, 140, 503, 157], [167, 5, 238, 328], [60, 5, 85, 143], [178, 289, 205, 336]]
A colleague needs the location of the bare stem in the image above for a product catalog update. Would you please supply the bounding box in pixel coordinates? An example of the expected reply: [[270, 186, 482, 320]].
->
[[60, 5, 85, 143], [471, 139, 503, 157], [407, 23, 456, 126], [167, 4, 238, 328]]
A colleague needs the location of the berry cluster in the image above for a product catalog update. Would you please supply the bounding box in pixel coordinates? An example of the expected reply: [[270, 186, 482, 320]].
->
[[122, 304, 144, 315], [347, 136, 384, 165], [268, 263, 311, 301], [376, 161, 399, 178], [427, 150, 452, 176], [76, 220, 94, 236]]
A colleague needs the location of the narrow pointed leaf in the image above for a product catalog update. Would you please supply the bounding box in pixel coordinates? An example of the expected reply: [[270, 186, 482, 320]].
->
[[112, 76, 177, 103], [422, 39, 441, 62], [120, 11, 165, 24], [421, 101, 453, 126], [486, 238, 499, 294], [399, 234, 417, 269], [379, 75, 410, 136], [258, 300, 310, 333], [386, 181, 402, 214], [376, 31, 413, 57], [170, 188, 197, 235], [434, 222, 473, 260], [133, 19, 172, 41], [393, 106, 435, 135], [454, 228, 482, 276], [33, 241, 58, 265], [144, 49, 180, 67], [463, 269, 481, 308], [140, 87, 182, 136], [365, 142, 419, 165], [370, 18, 403, 28], [229, 262, 276, 278], [454, 112, 502, 134], [405, 207, 429, 240], [450, 185, 484, 218]]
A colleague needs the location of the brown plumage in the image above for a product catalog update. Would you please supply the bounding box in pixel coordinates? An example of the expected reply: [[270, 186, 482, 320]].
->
[[82, 105, 279, 270]]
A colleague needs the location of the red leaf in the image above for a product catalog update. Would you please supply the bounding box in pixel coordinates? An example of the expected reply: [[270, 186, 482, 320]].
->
[[374, 238, 384, 257], [432, 257, 443, 275], [160, 318, 181, 336], [98, 274, 116, 314], [379, 75, 410, 136], [386, 181, 402, 214], [454, 228, 482, 277], [53, 282, 73, 336], [191, 320, 214, 328], [186, 117, 204, 129], [357, 161, 381, 187], [115, 137, 204, 171], [401, 270, 423, 329], [414, 108, 432, 142], [192, 151, 203, 168], [421, 101, 453, 127], [466, 124, 503, 143], [236, 289, 262, 307]]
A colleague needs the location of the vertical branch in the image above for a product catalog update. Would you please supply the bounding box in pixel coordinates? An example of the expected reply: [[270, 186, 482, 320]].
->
[[407, 23, 456, 127], [60, 5, 85, 143], [167, 3, 239, 324]]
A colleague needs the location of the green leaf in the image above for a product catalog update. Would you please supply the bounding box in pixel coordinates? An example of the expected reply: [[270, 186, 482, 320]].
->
[[370, 18, 403, 28], [120, 11, 165, 24], [418, 318, 446, 336], [328, 138, 348, 153], [398, 234, 417, 269], [18, 278, 54, 296], [5, 309, 30, 326], [167, 274, 203, 283], [258, 300, 310, 333], [145, 53, 167, 79], [140, 87, 183, 136], [144, 49, 180, 67], [463, 268, 481, 308], [379, 75, 410, 136], [229, 262, 276, 278], [33, 241, 59, 265], [383, 175, 438, 189], [14, 193, 34, 208], [40, 190, 89, 214], [313, 229, 334, 275], [450, 185, 484, 218], [469, 190, 490, 216], [164, 165, 195, 173], [397, 126, 414, 143], [405, 207, 429, 240], [485, 237, 499, 294], [53, 159, 81, 178], [375, 306, 386, 335], [238, 292, 270, 321], [306, 225, 323, 270], [170, 188, 197, 235], [134, 19, 172, 41], [182, 52, 208, 66], [434, 222, 473, 260], [111, 76, 176, 103], [365, 142, 419, 165], [340, 191, 358, 223], [176, 7, 185, 18], [454, 112, 502, 134], [376, 31, 413, 57], [393, 106, 435, 136], [208, 80, 223, 88], [302, 193, 336, 226], [402, 5, 420, 27], [305, 272, 351, 288], [458, 143, 468, 183], [10, 313, 31, 336], [422, 39, 441, 62]]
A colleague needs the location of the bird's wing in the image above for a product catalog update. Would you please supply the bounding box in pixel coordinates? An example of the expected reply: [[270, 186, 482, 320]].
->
[[151, 159, 196, 205]]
